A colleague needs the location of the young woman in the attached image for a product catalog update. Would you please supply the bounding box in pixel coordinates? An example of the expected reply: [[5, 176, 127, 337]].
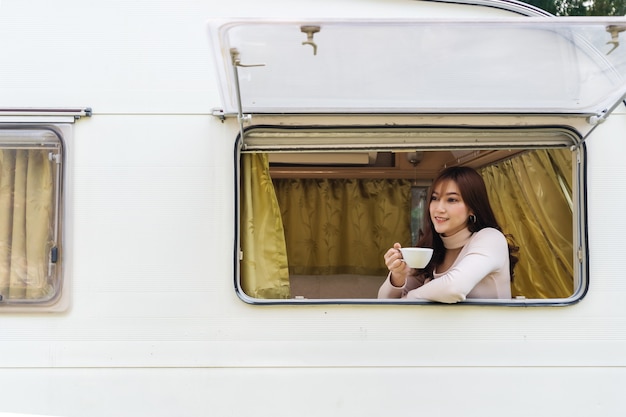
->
[[378, 166, 518, 303]]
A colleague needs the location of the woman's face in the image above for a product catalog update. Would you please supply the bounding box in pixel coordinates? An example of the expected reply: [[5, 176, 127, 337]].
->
[[430, 179, 472, 237]]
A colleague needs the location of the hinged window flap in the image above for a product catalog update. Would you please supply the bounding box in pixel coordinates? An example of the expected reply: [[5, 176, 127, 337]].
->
[[208, 18, 626, 119]]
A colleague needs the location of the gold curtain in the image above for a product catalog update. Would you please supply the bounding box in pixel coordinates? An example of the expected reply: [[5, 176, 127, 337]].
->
[[273, 178, 412, 276], [0, 149, 55, 300], [240, 153, 290, 299], [479, 148, 574, 299]]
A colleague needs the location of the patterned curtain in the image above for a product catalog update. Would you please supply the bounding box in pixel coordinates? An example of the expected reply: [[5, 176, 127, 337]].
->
[[0, 149, 55, 300], [273, 178, 412, 276], [479, 148, 574, 299], [240, 153, 291, 298]]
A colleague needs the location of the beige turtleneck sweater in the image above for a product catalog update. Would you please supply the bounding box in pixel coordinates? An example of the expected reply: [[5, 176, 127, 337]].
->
[[378, 227, 511, 303]]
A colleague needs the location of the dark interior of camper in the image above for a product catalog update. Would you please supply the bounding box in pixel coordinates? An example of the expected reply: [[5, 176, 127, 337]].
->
[[240, 147, 575, 302]]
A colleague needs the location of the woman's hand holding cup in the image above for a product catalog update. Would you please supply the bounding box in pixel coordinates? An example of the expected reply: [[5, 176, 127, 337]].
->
[[384, 242, 413, 287]]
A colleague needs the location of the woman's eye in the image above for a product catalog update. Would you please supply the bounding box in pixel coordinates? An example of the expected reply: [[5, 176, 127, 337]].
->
[[447, 198, 458, 203]]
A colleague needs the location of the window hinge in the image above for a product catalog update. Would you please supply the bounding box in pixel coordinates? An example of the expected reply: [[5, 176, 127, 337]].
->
[[587, 109, 608, 125]]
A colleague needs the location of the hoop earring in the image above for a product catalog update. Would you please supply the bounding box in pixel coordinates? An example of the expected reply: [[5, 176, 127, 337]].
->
[[469, 214, 477, 224]]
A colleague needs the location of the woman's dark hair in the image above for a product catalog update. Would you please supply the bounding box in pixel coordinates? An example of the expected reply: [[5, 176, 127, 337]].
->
[[415, 166, 519, 280]]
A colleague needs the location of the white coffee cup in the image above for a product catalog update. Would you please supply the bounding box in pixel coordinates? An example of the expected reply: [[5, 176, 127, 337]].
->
[[399, 247, 434, 268]]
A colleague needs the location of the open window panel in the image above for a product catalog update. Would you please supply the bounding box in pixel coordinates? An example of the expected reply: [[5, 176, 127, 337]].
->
[[236, 126, 586, 306], [209, 18, 626, 117]]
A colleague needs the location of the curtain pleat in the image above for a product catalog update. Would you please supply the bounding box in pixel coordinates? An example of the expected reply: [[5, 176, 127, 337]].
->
[[240, 153, 291, 299], [479, 149, 574, 299]]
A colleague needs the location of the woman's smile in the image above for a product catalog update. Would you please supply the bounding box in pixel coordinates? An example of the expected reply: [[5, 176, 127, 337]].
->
[[430, 180, 471, 237]]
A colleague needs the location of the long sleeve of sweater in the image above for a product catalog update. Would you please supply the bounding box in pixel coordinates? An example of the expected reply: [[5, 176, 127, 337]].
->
[[378, 228, 510, 303]]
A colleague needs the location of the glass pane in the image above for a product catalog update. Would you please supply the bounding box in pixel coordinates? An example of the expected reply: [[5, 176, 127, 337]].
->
[[239, 145, 580, 304], [211, 18, 626, 114], [0, 129, 62, 304]]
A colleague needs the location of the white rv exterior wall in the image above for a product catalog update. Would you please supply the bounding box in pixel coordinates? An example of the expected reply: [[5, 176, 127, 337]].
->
[[0, 1, 625, 416]]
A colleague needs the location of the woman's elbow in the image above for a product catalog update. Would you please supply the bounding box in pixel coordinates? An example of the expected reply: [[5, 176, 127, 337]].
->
[[432, 290, 467, 303], [406, 286, 468, 303]]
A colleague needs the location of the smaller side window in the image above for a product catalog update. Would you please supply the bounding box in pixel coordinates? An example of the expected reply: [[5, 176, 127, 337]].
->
[[0, 128, 63, 307]]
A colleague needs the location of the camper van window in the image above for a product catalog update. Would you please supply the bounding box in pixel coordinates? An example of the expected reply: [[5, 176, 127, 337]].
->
[[0, 128, 64, 308], [237, 128, 583, 306]]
